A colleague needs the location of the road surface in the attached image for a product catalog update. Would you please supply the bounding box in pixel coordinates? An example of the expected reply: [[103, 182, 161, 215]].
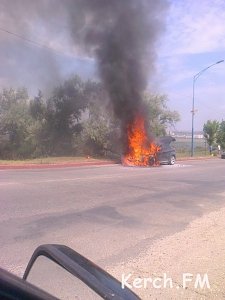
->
[[1, 159, 225, 299]]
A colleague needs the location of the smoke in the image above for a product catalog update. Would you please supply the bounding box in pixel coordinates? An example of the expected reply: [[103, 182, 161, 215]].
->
[[65, 0, 169, 147], [0, 0, 168, 150], [0, 0, 68, 93]]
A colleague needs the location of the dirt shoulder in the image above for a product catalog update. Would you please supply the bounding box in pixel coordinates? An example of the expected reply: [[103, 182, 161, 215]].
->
[[108, 206, 225, 299]]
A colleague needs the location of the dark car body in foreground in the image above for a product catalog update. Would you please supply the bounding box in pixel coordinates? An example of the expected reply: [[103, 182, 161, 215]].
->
[[156, 136, 176, 165], [221, 151, 225, 159], [0, 244, 140, 300]]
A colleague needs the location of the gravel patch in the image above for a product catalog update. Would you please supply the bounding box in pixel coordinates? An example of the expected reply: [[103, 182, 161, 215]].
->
[[108, 207, 225, 299]]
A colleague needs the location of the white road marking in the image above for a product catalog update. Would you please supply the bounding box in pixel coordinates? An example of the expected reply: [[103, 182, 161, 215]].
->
[[162, 164, 192, 168]]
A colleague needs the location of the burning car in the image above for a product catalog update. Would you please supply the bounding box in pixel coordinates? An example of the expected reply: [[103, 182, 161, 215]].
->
[[122, 115, 161, 167], [156, 136, 176, 165], [122, 115, 176, 167]]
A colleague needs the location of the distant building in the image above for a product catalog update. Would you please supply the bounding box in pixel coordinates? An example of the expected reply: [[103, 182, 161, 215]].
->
[[170, 131, 204, 139]]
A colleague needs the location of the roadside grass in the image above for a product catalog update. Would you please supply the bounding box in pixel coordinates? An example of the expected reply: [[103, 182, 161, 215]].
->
[[0, 137, 217, 165], [176, 151, 211, 158], [0, 153, 217, 166], [174, 137, 216, 158], [0, 156, 113, 165]]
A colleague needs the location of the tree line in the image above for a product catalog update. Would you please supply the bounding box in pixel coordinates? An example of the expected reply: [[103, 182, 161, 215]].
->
[[0, 75, 179, 159], [203, 120, 225, 150]]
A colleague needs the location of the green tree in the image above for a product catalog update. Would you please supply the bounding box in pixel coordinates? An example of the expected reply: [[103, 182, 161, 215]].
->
[[45, 75, 89, 155], [217, 121, 225, 149], [144, 93, 180, 136], [0, 87, 34, 158], [203, 120, 220, 147], [29, 90, 54, 157], [30, 90, 46, 121], [74, 98, 119, 157]]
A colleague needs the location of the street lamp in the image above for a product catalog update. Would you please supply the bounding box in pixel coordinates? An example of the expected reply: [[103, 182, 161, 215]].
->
[[191, 60, 224, 157]]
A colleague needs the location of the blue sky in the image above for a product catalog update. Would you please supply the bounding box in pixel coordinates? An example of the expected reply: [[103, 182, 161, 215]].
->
[[0, 0, 224, 131], [156, 0, 225, 131]]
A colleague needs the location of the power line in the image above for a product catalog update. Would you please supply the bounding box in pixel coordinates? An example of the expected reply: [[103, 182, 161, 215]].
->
[[0, 26, 73, 58]]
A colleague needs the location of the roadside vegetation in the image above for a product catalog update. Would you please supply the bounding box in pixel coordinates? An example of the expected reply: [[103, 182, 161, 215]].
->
[[174, 120, 225, 158], [203, 120, 225, 152], [0, 75, 180, 161], [174, 138, 210, 158]]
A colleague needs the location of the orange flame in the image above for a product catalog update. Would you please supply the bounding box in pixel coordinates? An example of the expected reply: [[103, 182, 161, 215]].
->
[[123, 115, 160, 166]]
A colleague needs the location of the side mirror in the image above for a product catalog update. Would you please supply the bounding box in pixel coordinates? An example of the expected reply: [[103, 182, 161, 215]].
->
[[23, 244, 140, 300]]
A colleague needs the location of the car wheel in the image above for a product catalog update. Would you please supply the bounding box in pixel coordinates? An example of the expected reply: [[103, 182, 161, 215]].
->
[[169, 155, 176, 165], [148, 156, 155, 166]]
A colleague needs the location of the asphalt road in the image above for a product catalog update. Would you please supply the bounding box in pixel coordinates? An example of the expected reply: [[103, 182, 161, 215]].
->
[[1, 159, 225, 280]]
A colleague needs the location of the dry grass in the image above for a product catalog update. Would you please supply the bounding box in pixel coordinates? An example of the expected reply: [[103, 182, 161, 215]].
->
[[0, 156, 109, 165]]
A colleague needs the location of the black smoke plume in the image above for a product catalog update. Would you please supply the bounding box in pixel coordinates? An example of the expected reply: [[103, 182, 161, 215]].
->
[[66, 0, 168, 149]]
